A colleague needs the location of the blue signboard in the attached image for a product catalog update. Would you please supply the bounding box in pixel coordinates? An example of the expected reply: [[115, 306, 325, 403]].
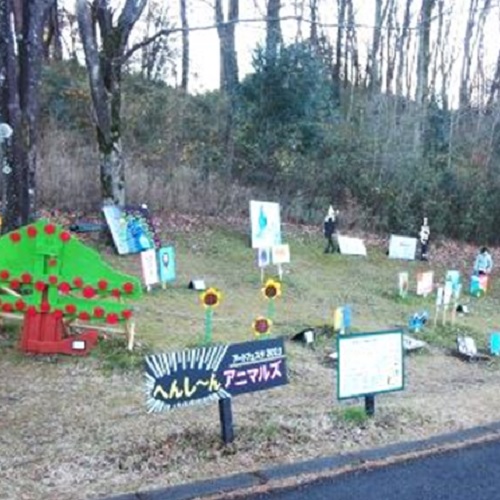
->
[[158, 246, 176, 283], [145, 338, 288, 412]]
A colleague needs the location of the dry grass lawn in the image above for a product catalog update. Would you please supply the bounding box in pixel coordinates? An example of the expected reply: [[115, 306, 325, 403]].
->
[[1, 214, 499, 500]]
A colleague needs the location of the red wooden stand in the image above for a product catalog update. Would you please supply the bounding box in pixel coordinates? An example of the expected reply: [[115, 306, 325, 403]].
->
[[20, 311, 98, 356]]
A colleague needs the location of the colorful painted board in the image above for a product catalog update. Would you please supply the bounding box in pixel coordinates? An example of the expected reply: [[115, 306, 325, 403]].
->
[[145, 337, 288, 412], [271, 244, 290, 265], [416, 271, 433, 296], [250, 201, 281, 249], [141, 249, 159, 288], [158, 246, 176, 283], [103, 204, 160, 255], [257, 248, 271, 268]]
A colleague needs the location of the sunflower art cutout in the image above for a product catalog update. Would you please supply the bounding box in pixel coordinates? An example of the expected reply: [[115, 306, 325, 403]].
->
[[252, 316, 272, 337], [200, 287, 222, 308], [262, 278, 282, 300]]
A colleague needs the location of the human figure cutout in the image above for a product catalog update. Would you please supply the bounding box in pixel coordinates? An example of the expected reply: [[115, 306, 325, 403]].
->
[[419, 217, 430, 261], [473, 247, 493, 276], [323, 206, 339, 254]]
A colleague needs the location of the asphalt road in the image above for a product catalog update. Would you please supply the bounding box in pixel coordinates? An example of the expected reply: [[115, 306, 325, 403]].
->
[[242, 438, 500, 500]]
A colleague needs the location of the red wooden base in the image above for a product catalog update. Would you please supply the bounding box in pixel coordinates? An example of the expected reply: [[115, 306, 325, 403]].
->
[[20, 311, 98, 356]]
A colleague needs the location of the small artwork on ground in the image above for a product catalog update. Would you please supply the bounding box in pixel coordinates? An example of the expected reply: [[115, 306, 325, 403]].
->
[[103, 204, 160, 255], [388, 235, 417, 260]]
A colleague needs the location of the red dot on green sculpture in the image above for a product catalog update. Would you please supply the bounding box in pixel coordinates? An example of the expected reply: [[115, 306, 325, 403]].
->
[[73, 277, 83, 288], [58, 282, 71, 294], [53, 309, 63, 319], [9, 232, 21, 243], [15, 300, 25, 311], [0, 270, 9, 280], [2, 303, 13, 312], [98, 279, 108, 290], [35, 281, 46, 292], [48, 258, 57, 267], [123, 282, 134, 293], [44, 224, 56, 235], [40, 302, 51, 313], [10, 279, 20, 289], [93, 307, 104, 318], [83, 286, 96, 299], [79, 311, 90, 321], [26, 306, 37, 316], [48, 275, 58, 285], [122, 310, 133, 320], [60, 231, 71, 242], [27, 226, 37, 238], [65, 304, 77, 314], [111, 289, 121, 298], [21, 273, 32, 284], [106, 313, 119, 324]]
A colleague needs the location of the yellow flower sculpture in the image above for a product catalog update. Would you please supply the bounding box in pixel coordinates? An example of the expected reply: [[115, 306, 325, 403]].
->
[[252, 316, 272, 337], [262, 278, 282, 300], [200, 287, 222, 308]]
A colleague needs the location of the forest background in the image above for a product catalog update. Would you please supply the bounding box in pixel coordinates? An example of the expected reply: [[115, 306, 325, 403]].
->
[[2, 0, 500, 243]]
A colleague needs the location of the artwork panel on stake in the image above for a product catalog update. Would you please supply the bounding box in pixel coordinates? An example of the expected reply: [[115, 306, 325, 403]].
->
[[337, 236, 367, 256], [271, 244, 290, 265], [416, 271, 434, 296], [103, 204, 160, 255], [337, 330, 404, 400], [389, 235, 417, 260], [141, 249, 160, 287], [257, 248, 272, 268], [250, 201, 282, 249], [145, 338, 288, 413], [158, 246, 176, 283]]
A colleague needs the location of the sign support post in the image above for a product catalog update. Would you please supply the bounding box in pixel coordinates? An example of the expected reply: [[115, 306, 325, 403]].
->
[[218, 398, 235, 444], [364, 394, 375, 416]]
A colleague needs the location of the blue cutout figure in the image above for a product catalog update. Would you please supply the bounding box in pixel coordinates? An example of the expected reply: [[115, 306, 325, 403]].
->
[[126, 218, 151, 252], [257, 205, 268, 238]]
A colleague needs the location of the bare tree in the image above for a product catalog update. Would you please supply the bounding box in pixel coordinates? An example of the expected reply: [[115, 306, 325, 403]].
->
[[367, 0, 391, 92], [43, 0, 63, 61], [76, 0, 147, 206], [395, 0, 413, 97], [459, 0, 480, 108], [215, 0, 239, 96], [180, 0, 189, 91], [266, 0, 282, 63], [0, 0, 56, 231], [334, 0, 347, 87]]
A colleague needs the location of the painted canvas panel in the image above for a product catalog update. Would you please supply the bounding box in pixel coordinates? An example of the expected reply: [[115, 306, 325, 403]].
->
[[272, 244, 290, 265], [141, 249, 159, 287], [103, 204, 160, 255], [250, 201, 281, 249], [257, 247, 271, 268], [398, 272, 409, 298], [388, 235, 417, 260], [416, 271, 434, 296], [338, 236, 367, 256], [158, 246, 176, 283]]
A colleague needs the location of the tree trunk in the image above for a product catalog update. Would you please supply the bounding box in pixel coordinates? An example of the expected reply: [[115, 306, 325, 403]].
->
[[180, 0, 189, 91], [395, 0, 412, 97], [266, 0, 281, 64], [459, 0, 479, 109], [77, 0, 147, 206], [0, 0, 53, 231]]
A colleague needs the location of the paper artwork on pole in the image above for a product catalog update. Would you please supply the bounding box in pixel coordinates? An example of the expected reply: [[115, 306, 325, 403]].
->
[[272, 244, 290, 264], [398, 272, 409, 298], [103, 204, 160, 255], [250, 201, 281, 249], [257, 248, 271, 268], [141, 248, 159, 288], [388, 235, 417, 260], [158, 246, 176, 283], [416, 271, 433, 296], [337, 236, 367, 256], [337, 329, 404, 400], [145, 337, 288, 412]]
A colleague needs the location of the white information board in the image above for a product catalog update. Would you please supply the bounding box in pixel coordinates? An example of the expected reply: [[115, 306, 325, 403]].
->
[[388, 235, 417, 260], [250, 200, 282, 249], [337, 330, 404, 400], [141, 248, 159, 288], [338, 235, 367, 256]]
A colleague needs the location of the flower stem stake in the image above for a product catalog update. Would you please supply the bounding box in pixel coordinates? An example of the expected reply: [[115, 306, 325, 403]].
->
[[200, 287, 222, 344], [262, 278, 282, 320], [252, 316, 272, 338]]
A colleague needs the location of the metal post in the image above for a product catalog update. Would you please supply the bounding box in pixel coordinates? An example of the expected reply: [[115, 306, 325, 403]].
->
[[218, 398, 235, 444], [365, 394, 375, 416]]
